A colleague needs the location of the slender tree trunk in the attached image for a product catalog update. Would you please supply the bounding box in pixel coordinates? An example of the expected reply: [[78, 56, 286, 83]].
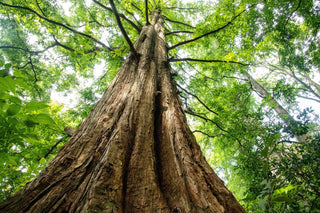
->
[[0, 12, 244, 213], [245, 71, 306, 143]]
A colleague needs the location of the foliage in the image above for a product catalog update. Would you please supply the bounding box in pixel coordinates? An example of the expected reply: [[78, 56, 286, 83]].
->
[[0, 0, 319, 212]]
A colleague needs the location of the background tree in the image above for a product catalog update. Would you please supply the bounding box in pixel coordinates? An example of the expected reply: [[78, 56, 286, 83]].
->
[[0, 0, 319, 212]]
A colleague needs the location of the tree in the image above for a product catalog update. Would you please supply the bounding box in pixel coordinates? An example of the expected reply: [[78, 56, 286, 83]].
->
[[0, 0, 319, 212], [0, 0, 246, 212]]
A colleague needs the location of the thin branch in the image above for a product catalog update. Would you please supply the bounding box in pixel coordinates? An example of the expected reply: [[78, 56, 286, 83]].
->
[[277, 140, 306, 144], [166, 30, 194, 36], [35, 0, 46, 17], [168, 6, 253, 50], [17, 61, 31, 69], [53, 37, 75, 52], [131, 2, 144, 15], [185, 109, 227, 133], [145, 0, 150, 25], [267, 63, 320, 100], [28, 56, 41, 98], [296, 95, 320, 103], [43, 138, 64, 159], [163, 15, 195, 29], [109, 0, 137, 56], [170, 57, 249, 66], [0, 1, 112, 51], [185, 109, 243, 146], [223, 75, 249, 81], [42, 128, 74, 159], [192, 130, 223, 138], [177, 84, 219, 115], [122, 7, 143, 28], [66, 20, 106, 28], [283, 0, 302, 30], [28, 56, 38, 83]]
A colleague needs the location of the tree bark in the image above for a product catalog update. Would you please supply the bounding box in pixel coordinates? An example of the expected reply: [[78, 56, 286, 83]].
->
[[0, 12, 244, 213]]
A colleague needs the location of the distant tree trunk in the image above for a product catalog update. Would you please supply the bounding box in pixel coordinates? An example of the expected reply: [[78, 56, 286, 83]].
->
[[0, 12, 244, 213], [245, 71, 306, 143]]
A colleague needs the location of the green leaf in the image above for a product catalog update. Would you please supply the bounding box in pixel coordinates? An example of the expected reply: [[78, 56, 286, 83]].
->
[[9, 96, 22, 105], [25, 101, 49, 111], [6, 104, 21, 116], [23, 119, 39, 127], [39, 158, 46, 165], [272, 196, 295, 203], [0, 76, 16, 92], [258, 198, 267, 210], [33, 113, 55, 125]]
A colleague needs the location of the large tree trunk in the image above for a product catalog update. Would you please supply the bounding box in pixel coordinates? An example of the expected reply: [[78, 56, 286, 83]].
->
[[0, 13, 244, 213]]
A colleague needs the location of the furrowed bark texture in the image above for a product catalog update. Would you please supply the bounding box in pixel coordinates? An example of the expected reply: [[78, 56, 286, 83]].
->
[[0, 12, 244, 213]]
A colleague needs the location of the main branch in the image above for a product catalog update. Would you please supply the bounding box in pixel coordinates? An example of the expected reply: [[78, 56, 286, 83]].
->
[[145, 0, 150, 25], [109, 0, 137, 56], [168, 6, 252, 50]]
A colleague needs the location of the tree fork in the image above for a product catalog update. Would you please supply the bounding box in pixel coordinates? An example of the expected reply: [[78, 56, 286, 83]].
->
[[0, 10, 244, 213]]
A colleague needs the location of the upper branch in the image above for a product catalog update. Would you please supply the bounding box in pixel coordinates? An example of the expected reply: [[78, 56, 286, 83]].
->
[[0, 1, 112, 51], [168, 6, 252, 50], [170, 58, 249, 66], [109, 0, 137, 56], [163, 15, 195, 29], [145, 0, 150, 25], [93, 0, 141, 33]]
